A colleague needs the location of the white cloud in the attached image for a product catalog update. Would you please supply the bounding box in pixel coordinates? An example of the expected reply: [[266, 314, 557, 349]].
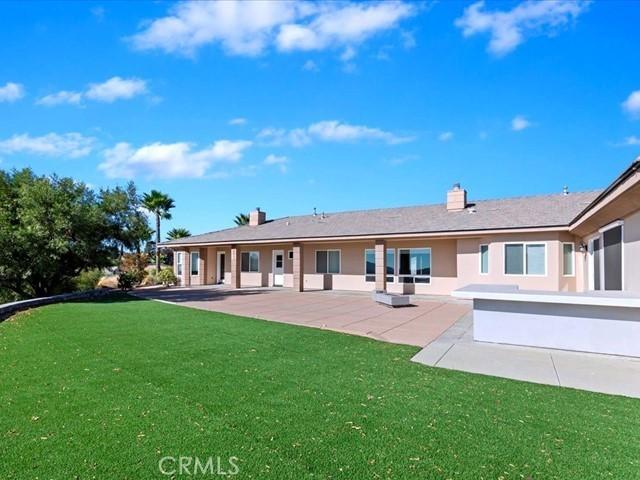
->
[[130, 1, 302, 56], [129, 1, 415, 61], [618, 135, 640, 146], [622, 90, 640, 118], [308, 120, 413, 144], [276, 2, 414, 56], [85, 77, 147, 102], [99, 139, 252, 179], [36, 90, 83, 106], [0, 82, 25, 102], [91, 6, 105, 22], [264, 153, 288, 173], [302, 59, 319, 71], [0, 133, 95, 158], [37, 77, 148, 107], [229, 117, 247, 126], [258, 120, 413, 146], [257, 127, 311, 147], [511, 115, 532, 131], [455, 0, 589, 56], [438, 131, 454, 142]]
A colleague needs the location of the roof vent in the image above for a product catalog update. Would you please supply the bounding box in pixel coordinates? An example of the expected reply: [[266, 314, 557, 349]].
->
[[313, 207, 317, 217], [447, 183, 467, 211], [562, 185, 569, 196], [249, 207, 266, 226]]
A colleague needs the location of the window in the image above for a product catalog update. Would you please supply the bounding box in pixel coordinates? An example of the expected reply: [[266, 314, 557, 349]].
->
[[562, 243, 575, 276], [398, 248, 431, 283], [364, 249, 395, 282], [504, 243, 546, 275], [288, 250, 294, 260], [190, 251, 200, 276], [241, 251, 260, 272], [176, 252, 183, 276], [479, 244, 489, 274], [316, 250, 340, 274]]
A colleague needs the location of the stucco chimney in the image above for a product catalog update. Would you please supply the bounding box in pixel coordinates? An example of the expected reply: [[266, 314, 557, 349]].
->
[[249, 207, 266, 226], [447, 183, 467, 211]]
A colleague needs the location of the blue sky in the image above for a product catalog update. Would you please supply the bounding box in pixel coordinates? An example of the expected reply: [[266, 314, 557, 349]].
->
[[1, 0, 639, 236]]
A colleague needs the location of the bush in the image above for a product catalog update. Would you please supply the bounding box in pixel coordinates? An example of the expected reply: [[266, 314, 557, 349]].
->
[[158, 268, 177, 286], [119, 253, 149, 284], [117, 272, 136, 291], [73, 269, 103, 291]]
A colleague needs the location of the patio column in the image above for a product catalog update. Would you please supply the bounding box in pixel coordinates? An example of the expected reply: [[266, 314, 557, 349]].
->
[[292, 243, 304, 292], [198, 248, 207, 285], [230, 245, 241, 289], [375, 239, 386, 292], [183, 250, 191, 287]]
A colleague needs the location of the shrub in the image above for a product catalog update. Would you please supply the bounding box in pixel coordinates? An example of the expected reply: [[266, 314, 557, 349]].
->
[[73, 269, 104, 291], [119, 253, 149, 284], [117, 272, 136, 291], [158, 268, 177, 286]]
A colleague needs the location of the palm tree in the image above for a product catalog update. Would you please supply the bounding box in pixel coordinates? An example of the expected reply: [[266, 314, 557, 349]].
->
[[166, 228, 191, 241], [142, 190, 175, 274], [234, 213, 249, 226]]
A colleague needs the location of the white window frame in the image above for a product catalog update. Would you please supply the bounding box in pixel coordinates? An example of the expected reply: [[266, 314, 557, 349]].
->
[[176, 252, 184, 276], [315, 249, 341, 274], [504, 242, 547, 277], [479, 244, 489, 275], [562, 242, 575, 277], [241, 251, 260, 273], [364, 248, 395, 283], [398, 247, 431, 284], [190, 251, 200, 276], [287, 250, 294, 260]]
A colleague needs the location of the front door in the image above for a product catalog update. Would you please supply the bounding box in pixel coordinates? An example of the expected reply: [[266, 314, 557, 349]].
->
[[273, 250, 284, 287], [218, 252, 226, 284]]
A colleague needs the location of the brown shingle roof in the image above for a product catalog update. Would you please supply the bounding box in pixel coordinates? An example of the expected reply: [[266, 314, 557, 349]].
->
[[163, 190, 602, 245]]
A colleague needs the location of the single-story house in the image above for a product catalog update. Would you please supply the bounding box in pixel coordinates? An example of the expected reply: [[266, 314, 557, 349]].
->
[[162, 158, 640, 296]]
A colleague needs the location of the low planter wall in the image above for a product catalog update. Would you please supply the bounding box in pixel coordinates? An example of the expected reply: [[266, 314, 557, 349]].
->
[[0, 289, 115, 321]]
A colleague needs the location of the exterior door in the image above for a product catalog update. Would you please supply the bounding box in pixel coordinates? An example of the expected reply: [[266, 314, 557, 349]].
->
[[588, 224, 623, 291], [217, 252, 226, 284], [273, 250, 284, 287], [603, 225, 623, 290]]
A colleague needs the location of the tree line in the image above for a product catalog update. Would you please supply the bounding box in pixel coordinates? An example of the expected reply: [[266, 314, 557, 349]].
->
[[0, 168, 190, 302]]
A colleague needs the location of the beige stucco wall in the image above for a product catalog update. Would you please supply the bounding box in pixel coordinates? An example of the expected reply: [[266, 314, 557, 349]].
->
[[456, 232, 579, 292], [174, 230, 588, 295]]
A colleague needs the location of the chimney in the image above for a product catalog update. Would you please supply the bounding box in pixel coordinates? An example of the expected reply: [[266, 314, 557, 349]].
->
[[249, 207, 266, 226], [447, 183, 467, 212]]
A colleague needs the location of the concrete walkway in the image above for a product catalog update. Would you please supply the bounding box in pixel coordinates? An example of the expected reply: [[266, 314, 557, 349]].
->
[[135, 285, 471, 347], [412, 312, 640, 398]]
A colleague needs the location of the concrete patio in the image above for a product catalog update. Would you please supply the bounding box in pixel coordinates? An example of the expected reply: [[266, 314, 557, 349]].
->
[[134, 285, 471, 347], [412, 312, 640, 398]]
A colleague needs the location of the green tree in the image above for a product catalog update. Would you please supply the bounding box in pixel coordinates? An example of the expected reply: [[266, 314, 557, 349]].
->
[[142, 190, 175, 274], [100, 182, 152, 254], [0, 169, 113, 298], [166, 228, 191, 241], [234, 213, 249, 226]]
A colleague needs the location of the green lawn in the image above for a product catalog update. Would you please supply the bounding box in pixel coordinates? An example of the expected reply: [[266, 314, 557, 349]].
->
[[1, 295, 639, 479]]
